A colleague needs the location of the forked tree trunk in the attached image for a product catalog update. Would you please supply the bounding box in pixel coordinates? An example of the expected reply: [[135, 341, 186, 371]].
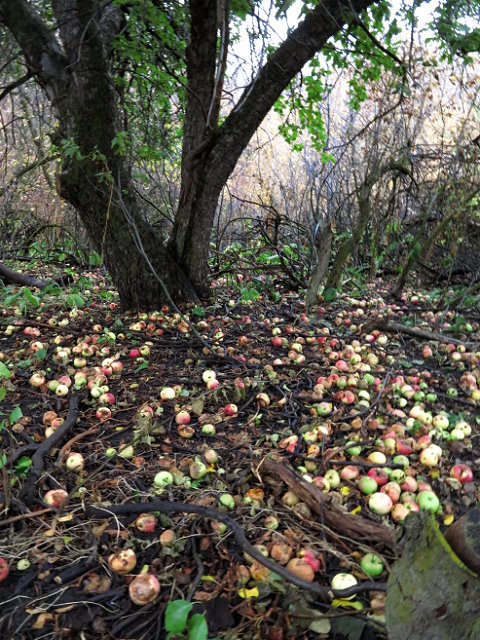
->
[[0, 0, 378, 310]]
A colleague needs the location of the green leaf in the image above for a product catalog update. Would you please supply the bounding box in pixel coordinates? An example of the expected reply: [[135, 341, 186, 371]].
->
[[0, 362, 12, 379], [67, 293, 85, 308], [241, 287, 260, 302], [9, 406, 23, 424], [308, 617, 331, 634], [135, 361, 149, 373], [164, 599, 193, 633], [0, 387, 6, 402], [34, 348, 47, 361], [0, 451, 7, 470], [192, 306, 205, 317], [323, 287, 338, 302], [21, 287, 40, 307], [188, 613, 208, 640], [15, 456, 32, 475]]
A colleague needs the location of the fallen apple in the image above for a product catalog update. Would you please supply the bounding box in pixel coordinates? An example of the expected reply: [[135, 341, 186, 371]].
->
[[417, 490, 440, 513], [358, 475, 378, 495], [450, 464, 473, 484], [108, 548, 137, 574], [360, 553, 384, 577], [0, 558, 9, 582], [331, 572, 358, 599], [129, 573, 160, 606], [135, 513, 157, 533], [44, 489, 69, 508], [368, 492, 393, 515], [175, 410, 191, 425]]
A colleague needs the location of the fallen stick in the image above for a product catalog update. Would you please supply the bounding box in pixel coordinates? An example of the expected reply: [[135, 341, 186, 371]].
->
[[259, 457, 396, 551], [19, 395, 80, 505], [85, 500, 386, 599], [364, 317, 477, 347]]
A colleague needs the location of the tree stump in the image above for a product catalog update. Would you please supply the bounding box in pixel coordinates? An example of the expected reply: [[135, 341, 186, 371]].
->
[[386, 510, 480, 640]]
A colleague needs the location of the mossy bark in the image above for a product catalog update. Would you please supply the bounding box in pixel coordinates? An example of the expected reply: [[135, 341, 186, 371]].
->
[[386, 512, 480, 640]]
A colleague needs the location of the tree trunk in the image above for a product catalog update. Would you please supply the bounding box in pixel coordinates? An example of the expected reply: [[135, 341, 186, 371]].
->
[[386, 511, 480, 640], [169, 0, 378, 295], [305, 221, 334, 309], [325, 183, 372, 290], [0, 0, 197, 309]]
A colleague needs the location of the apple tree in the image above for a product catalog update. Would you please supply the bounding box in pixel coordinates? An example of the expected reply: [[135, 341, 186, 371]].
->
[[0, 0, 478, 309]]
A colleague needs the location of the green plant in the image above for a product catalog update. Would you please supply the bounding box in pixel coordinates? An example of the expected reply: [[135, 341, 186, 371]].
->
[[164, 599, 208, 640]]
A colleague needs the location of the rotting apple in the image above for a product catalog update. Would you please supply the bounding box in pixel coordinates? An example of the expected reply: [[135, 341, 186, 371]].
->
[[65, 452, 85, 472], [129, 573, 160, 606], [367, 468, 389, 486], [135, 513, 157, 533], [108, 548, 137, 574], [44, 489, 69, 508]]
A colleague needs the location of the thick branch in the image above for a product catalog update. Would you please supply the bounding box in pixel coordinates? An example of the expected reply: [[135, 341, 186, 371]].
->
[[211, 0, 379, 183], [0, 72, 32, 102], [260, 457, 396, 550], [0, 0, 68, 101]]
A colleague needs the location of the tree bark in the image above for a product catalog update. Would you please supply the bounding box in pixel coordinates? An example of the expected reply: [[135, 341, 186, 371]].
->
[[386, 511, 480, 640]]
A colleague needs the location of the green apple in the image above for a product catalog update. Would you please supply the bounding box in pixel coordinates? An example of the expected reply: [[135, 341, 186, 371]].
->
[[417, 490, 440, 512], [360, 553, 384, 577], [324, 469, 341, 488], [358, 475, 378, 495]]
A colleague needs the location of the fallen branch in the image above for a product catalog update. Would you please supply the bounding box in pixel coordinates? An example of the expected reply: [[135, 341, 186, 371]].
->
[[259, 457, 396, 551], [0, 507, 53, 527], [19, 395, 80, 505], [0, 261, 73, 288], [365, 317, 477, 347], [85, 500, 386, 599]]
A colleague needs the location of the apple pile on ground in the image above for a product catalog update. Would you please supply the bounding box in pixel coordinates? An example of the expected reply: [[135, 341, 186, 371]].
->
[[0, 269, 478, 638]]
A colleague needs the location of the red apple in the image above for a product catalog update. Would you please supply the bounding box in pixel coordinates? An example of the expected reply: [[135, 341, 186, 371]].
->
[[367, 468, 389, 486], [175, 410, 191, 425], [135, 513, 157, 533], [224, 403, 238, 417], [44, 489, 69, 508], [0, 558, 9, 582], [450, 464, 473, 484]]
